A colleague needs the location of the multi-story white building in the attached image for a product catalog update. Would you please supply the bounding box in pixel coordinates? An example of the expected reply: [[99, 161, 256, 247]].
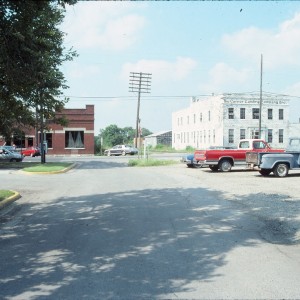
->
[[172, 93, 290, 150]]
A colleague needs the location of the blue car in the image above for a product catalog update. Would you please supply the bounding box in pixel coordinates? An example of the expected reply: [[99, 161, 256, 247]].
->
[[181, 154, 202, 168]]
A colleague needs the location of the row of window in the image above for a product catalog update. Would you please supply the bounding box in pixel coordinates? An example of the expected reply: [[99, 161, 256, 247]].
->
[[174, 128, 284, 145], [228, 108, 284, 120], [11, 131, 85, 149], [176, 108, 285, 126]]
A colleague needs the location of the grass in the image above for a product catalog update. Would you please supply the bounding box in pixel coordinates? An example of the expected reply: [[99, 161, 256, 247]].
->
[[128, 158, 178, 167], [0, 190, 14, 202], [0, 162, 73, 172], [22, 162, 73, 173]]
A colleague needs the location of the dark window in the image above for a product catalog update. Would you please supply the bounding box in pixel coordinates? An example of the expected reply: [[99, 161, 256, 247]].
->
[[279, 109, 284, 120], [65, 131, 84, 148], [229, 129, 234, 143], [252, 108, 259, 119], [46, 133, 52, 148], [208, 110, 211, 121], [240, 108, 245, 119], [228, 108, 234, 119], [240, 129, 246, 140], [268, 129, 273, 143], [268, 109, 273, 120], [28, 137, 34, 147], [279, 129, 284, 143]]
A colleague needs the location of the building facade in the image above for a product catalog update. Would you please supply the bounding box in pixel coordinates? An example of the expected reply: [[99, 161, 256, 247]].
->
[[144, 131, 172, 148], [1, 105, 95, 155], [172, 93, 290, 150]]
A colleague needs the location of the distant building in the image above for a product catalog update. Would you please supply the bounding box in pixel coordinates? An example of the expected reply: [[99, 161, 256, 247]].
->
[[1, 105, 95, 155], [144, 130, 172, 147], [172, 93, 290, 150]]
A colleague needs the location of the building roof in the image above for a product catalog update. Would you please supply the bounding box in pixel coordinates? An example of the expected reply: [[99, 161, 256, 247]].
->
[[144, 130, 172, 138]]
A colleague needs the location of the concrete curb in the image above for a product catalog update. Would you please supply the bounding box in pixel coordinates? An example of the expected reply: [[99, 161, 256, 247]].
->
[[0, 191, 21, 210]]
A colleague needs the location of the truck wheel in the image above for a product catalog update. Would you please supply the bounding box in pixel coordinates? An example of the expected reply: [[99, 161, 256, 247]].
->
[[219, 159, 232, 172], [209, 165, 219, 171], [259, 169, 271, 176], [273, 163, 289, 177]]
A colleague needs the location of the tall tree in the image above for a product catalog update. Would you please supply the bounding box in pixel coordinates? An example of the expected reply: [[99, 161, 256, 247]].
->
[[0, 0, 77, 140]]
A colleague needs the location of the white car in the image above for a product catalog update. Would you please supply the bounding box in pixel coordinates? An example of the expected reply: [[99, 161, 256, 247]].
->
[[104, 145, 138, 156]]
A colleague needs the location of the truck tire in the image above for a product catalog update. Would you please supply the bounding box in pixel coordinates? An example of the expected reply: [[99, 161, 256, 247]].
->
[[259, 169, 271, 176], [219, 159, 232, 172], [273, 163, 289, 177], [209, 165, 219, 171]]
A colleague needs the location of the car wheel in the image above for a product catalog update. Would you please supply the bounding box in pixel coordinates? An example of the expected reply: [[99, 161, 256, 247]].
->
[[10, 158, 17, 162], [219, 159, 232, 172], [209, 165, 219, 171], [31, 153, 34, 157], [122, 151, 126, 156], [187, 164, 194, 168], [259, 169, 271, 176], [107, 151, 111, 156], [273, 163, 289, 177]]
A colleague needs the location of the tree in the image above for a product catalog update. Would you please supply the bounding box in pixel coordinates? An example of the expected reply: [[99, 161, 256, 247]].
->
[[0, 0, 77, 140], [99, 125, 153, 150]]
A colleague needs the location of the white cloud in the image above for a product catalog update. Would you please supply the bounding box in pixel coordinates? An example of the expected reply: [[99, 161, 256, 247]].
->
[[199, 63, 252, 93], [63, 2, 146, 51], [222, 12, 300, 69], [67, 63, 101, 79], [121, 57, 197, 82]]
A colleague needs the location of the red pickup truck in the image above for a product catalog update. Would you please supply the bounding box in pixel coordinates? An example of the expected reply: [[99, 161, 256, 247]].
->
[[194, 139, 282, 172]]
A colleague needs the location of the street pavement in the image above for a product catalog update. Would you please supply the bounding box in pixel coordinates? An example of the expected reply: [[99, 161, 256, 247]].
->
[[0, 155, 300, 299]]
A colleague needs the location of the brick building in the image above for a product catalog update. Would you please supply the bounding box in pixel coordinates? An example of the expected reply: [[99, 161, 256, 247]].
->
[[2, 105, 95, 155]]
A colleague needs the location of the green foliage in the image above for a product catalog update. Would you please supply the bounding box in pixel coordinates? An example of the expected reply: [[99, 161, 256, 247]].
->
[[99, 125, 153, 149], [0, 190, 14, 202], [185, 145, 195, 152], [128, 158, 178, 167], [0, 0, 77, 138]]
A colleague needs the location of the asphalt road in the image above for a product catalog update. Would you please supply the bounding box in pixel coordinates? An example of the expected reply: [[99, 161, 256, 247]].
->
[[0, 155, 300, 299]]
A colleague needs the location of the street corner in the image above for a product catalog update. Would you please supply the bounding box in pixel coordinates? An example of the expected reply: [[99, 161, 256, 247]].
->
[[0, 191, 21, 210]]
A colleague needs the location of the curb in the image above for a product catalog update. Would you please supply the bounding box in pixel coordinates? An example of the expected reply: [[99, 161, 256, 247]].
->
[[0, 191, 21, 210]]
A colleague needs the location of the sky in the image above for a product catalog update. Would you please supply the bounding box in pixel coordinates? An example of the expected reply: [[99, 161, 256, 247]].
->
[[61, 1, 300, 135]]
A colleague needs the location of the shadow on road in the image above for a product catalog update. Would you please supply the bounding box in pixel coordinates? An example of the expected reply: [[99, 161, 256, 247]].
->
[[0, 185, 299, 299]]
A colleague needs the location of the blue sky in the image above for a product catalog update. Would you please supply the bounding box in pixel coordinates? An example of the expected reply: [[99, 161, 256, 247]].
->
[[61, 1, 300, 135]]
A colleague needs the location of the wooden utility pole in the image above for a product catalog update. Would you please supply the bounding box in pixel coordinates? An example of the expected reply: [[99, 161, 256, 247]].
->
[[129, 72, 152, 148], [259, 54, 263, 138]]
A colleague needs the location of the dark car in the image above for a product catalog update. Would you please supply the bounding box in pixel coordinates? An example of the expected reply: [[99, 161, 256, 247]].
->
[[21, 147, 41, 157], [104, 145, 139, 156]]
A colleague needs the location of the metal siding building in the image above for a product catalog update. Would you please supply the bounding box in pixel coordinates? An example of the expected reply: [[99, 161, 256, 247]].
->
[[172, 93, 290, 150]]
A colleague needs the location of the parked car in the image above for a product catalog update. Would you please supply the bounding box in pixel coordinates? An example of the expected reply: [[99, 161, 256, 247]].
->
[[0, 148, 24, 162], [21, 147, 41, 157], [104, 145, 138, 156]]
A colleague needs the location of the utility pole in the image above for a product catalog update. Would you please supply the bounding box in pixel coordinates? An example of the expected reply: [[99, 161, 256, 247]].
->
[[259, 54, 263, 138], [129, 72, 152, 148]]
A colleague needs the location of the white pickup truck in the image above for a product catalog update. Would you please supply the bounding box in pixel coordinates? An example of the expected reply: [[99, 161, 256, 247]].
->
[[246, 137, 300, 177]]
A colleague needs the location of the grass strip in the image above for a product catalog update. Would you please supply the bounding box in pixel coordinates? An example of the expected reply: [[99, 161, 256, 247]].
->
[[0, 190, 14, 202], [128, 158, 178, 167], [22, 162, 73, 173]]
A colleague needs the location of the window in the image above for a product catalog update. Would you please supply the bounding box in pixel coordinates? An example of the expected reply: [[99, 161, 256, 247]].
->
[[240, 108, 245, 119], [28, 137, 33, 147], [213, 129, 215, 143], [279, 129, 284, 143], [251, 130, 259, 139], [240, 129, 246, 140], [200, 113, 202, 122], [65, 131, 84, 148], [252, 108, 259, 119], [46, 133, 52, 148], [268, 129, 273, 143], [208, 110, 211, 121], [228, 108, 234, 119], [268, 109, 273, 120], [279, 109, 284, 120], [253, 141, 267, 149], [228, 129, 234, 143], [193, 114, 196, 124]]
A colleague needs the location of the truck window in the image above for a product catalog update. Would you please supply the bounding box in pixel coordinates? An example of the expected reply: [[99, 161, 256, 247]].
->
[[253, 141, 266, 149], [239, 141, 249, 148]]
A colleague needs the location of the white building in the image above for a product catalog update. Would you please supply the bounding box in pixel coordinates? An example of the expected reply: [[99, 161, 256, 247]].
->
[[172, 93, 290, 150]]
